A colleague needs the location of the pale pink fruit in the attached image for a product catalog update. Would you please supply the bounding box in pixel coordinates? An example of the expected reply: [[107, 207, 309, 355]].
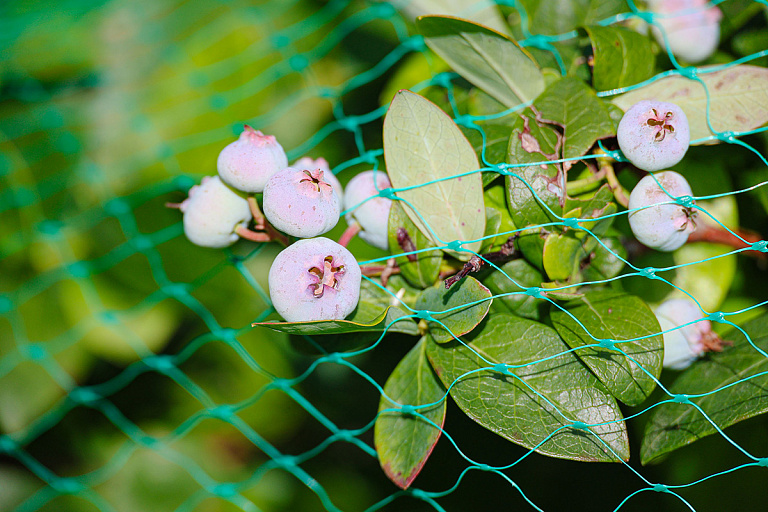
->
[[648, 0, 722, 63], [343, 170, 392, 250], [293, 156, 343, 198], [268, 237, 361, 322], [181, 176, 252, 248], [618, 100, 690, 172], [217, 125, 288, 193], [263, 167, 341, 238]]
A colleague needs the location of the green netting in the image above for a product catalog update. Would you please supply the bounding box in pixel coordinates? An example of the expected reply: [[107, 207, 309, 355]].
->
[[1, 0, 768, 511]]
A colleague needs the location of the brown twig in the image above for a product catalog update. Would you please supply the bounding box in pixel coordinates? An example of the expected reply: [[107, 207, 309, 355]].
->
[[396, 228, 418, 262], [444, 236, 518, 289], [688, 224, 767, 260]]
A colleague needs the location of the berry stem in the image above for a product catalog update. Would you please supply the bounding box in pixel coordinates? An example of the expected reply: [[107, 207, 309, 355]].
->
[[360, 262, 401, 279], [604, 163, 629, 208], [688, 224, 767, 260], [247, 196, 266, 229], [235, 225, 271, 243], [567, 167, 607, 196], [338, 222, 362, 247], [165, 202, 183, 209]]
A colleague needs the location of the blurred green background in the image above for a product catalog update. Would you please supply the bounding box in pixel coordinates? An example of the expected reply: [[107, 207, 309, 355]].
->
[[2, 1, 768, 511]]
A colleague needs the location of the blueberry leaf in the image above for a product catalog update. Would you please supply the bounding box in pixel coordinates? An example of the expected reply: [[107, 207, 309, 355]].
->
[[515, 0, 628, 35], [550, 290, 663, 406], [584, 25, 655, 92], [534, 78, 616, 163], [388, 201, 444, 289], [481, 259, 545, 320], [374, 337, 447, 489], [384, 90, 486, 260], [426, 313, 630, 462], [415, 276, 493, 343], [417, 16, 544, 108], [641, 314, 768, 464], [612, 65, 768, 144]]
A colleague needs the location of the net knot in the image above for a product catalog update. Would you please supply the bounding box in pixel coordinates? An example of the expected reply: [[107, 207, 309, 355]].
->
[[493, 363, 510, 374], [672, 394, 692, 404], [378, 187, 396, 200], [163, 282, 190, 298], [144, 355, 176, 372], [0, 436, 17, 453], [409, 489, 429, 500], [414, 310, 433, 321], [21, 343, 47, 361], [677, 67, 699, 81], [674, 195, 695, 208], [105, 198, 130, 216], [598, 339, 616, 351], [524, 287, 544, 298], [338, 116, 359, 131], [717, 130, 736, 143], [209, 404, 235, 420], [333, 430, 355, 443], [751, 240, 768, 253], [370, 2, 396, 18], [68, 261, 91, 278], [0, 296, 12, 313], [52, 478, 84, 494], [212, 328, 237, 342], [131, 235, 152, 251], [210, 483, 238, 498], [270, 34, 290, 49], [400, 404, 417, 415], [633, 11, 655, 24], [707, 311, 725, 323], [173, 175, 195, 191], [325, 353, 344, 364], [69, 388, 101, 405], [563, 217, 581, 229], [288, 54, 309, 71], [453, 115, 474, 128], [652, 483, 669, 493], [521, 34, 552, 50], [403, 35, 425, 52], [757, 458, 768, 468], [640, 267, 658, 279], [431, 72, 454, 89], [476, 463, 494, 472], [445, 240, 463, 251], [571, 421, 589, 431]]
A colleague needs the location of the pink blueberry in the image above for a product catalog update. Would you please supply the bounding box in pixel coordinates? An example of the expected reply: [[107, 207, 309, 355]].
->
[[618, 100, 690, 172], [648, 0, 722, 63], [293, 156, 343, 198], [268, 237, 361, 322], [180, 176, 252, 248], [263, 166, 341, 238], [628, 171, 696, 252], [343, 170, 393, 250], [654, 298, 723, 370], [217, 125, 288, 193]]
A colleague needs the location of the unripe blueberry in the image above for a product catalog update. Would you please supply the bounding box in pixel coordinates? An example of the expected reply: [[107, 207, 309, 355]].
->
[[268, 237, 361, 322], [180, 176, 252, 248], [293, 156, 343, 198], [648, 0, 722, 63], [343, 170, 393, 250], [263, 167, 341, 238], [654, 298, 723, 370], [217, 125, 288, 193], [628, 171, 697, 252], [617, 100, 690, 172]]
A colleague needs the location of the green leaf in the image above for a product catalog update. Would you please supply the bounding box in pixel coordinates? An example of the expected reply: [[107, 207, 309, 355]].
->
[[374, 337, 447, 489], [481, 259, 545, 320], [551, 290, 663, 406], [384, 90, 486, 259], [394, 0, 511, 35], [534, 78, 616, 163], [460, 123, 510, 187], [254, 305, 417, 336], [505, 111, 562, 228], [516, 0, 629, 35], [542, 231, 585, 281], [584, 25, 655, 92], [641, 314, 768, 464], [481, 182, 517, 251], [417, 16, 544, 108], [612, 65, 768, 144], [581, 237, 627, 281], [388, 201, 443, 289], [426, 313, 629, 462], [414, 276, 493, 343]]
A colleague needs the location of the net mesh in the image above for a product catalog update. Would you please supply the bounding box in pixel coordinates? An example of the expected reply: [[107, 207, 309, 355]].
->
[[1, 0, 767, 510]]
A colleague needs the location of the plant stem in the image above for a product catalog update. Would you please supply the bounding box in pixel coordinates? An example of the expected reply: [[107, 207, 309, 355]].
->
[[248, 196, 265, 229], [235, 225, 271, 243], [338, 222, 361, 247], [688, 224, 767, 260], [567, 168, 606, 196], [604, 163, 630, 207]]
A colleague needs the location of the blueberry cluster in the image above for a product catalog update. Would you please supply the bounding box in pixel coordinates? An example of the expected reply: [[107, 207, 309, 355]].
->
[[174, 126, 399, 322]]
